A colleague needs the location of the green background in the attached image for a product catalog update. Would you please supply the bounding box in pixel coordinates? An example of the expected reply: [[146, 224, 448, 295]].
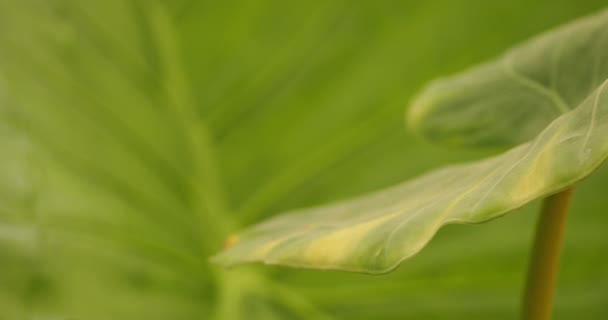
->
[[0, 0, 607, 319]]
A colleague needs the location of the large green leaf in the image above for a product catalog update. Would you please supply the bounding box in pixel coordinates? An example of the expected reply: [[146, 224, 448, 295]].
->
[[0, 1, 219, 319], [213, 9, 608, 273], [409, 9, 608, 147], [2, 0, 608, 319]]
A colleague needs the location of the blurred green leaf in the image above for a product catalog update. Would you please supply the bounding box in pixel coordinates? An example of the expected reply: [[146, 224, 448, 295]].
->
[[0, 1, 219, 318], [1, 0, 607, 319]]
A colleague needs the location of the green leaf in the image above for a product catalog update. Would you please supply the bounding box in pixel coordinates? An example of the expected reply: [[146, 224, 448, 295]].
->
[[0, 1, 218, 318], [212, 9, 608, 274], [408, 9, 608, 147], [3, 0, 608, 319]]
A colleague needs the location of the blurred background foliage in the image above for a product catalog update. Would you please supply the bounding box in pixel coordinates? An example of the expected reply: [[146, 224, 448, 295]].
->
[[0, 0, 607, 319]]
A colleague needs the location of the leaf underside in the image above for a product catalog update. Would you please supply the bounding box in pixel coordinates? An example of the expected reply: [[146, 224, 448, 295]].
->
[[213, 9, 608, 274]]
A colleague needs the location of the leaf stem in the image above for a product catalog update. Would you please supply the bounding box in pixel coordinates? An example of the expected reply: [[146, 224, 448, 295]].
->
[[523, 187, 575, 320]]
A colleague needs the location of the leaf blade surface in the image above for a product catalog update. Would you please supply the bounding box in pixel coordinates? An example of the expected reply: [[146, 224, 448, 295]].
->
[[213, 10, 608, 273], [409, 9, 608, 147]]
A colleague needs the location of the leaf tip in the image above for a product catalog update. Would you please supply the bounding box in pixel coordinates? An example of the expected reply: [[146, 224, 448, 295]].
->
[[406, 90, 434, 134], [223, 234, 239, 250]]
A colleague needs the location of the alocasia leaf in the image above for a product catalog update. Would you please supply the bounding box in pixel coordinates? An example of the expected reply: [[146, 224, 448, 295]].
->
[[0, 1, 218, 318], [3, 0, 608, 319], [0, 1, 339, 319], [213, 9, 608, 273], [409, 9, 608, 147]]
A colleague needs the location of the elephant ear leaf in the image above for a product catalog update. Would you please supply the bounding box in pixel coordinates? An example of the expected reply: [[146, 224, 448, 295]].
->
[[212, 10, 608, 274], [409, 9, 608, 147]]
